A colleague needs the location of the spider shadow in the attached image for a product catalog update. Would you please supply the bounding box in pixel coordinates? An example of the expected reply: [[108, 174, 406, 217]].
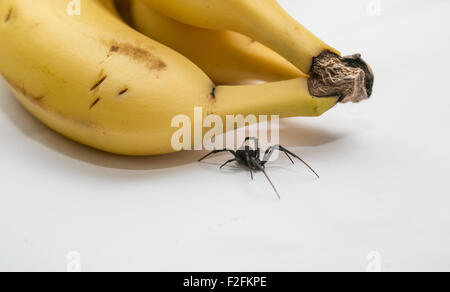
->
[[0, 85, 348, 171], [199, 155, 316, 175]]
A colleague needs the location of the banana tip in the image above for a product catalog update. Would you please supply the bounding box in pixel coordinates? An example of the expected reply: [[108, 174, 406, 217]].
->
[[308, 51, 374, 103]]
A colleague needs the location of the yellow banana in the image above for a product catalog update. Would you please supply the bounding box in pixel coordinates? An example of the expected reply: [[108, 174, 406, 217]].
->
[[0, 0, 337, 156], [141, 0, 374, 102], [129, 0, 303, 85], [140, 0, 338, 74]]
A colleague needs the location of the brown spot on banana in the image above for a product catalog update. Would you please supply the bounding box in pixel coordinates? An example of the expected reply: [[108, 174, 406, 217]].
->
[[4, 7, 12, 23], [118, 88, 128, 96], [210, 86, 216, 99], [89, 97, 101, 109], [106, 41, 167, 72], [110, 46, 119, 53], [90, 75, 107, 91]]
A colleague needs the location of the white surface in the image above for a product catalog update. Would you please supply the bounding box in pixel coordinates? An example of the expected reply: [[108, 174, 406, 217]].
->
[[1, 0, 450, 272]]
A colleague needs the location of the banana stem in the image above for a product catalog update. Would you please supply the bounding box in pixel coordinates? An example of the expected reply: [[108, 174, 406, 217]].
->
[[212, 78, 338, 118]]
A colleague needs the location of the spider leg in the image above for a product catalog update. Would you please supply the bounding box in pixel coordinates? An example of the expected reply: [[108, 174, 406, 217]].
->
[[252, 157, 281, 199], [220, 159, 237, 169], [263, 146, 294, 165], [242, 137, 259, 150], [283, 152, 295, 164], [198, 149, 237, 162], [272, 145, 320, 179], [244, 150, 254, 180]]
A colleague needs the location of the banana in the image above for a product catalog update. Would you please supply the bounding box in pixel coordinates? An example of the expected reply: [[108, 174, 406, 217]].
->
[[0, 0, 337, 156], [129, 0, 304, 85], [139, 0, 338, 74], [140, 0, 374, 102]]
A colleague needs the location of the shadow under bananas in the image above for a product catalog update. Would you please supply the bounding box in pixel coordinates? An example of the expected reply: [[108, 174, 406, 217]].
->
[[0, 88, 348, 171]]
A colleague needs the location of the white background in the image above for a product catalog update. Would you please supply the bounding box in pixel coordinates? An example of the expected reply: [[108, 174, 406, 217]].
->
[[1, 0, 450, 272]]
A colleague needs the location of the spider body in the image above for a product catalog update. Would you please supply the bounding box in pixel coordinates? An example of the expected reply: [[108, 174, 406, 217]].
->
[[234, 146, 261, 170], [199, 137, 319, 199]]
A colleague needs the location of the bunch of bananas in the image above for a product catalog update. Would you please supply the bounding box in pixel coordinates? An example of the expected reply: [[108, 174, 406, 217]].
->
[[0, 0, 373, 155]]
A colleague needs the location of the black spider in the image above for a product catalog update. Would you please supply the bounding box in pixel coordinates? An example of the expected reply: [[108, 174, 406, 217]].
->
[[198, 137, 319, 199]]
